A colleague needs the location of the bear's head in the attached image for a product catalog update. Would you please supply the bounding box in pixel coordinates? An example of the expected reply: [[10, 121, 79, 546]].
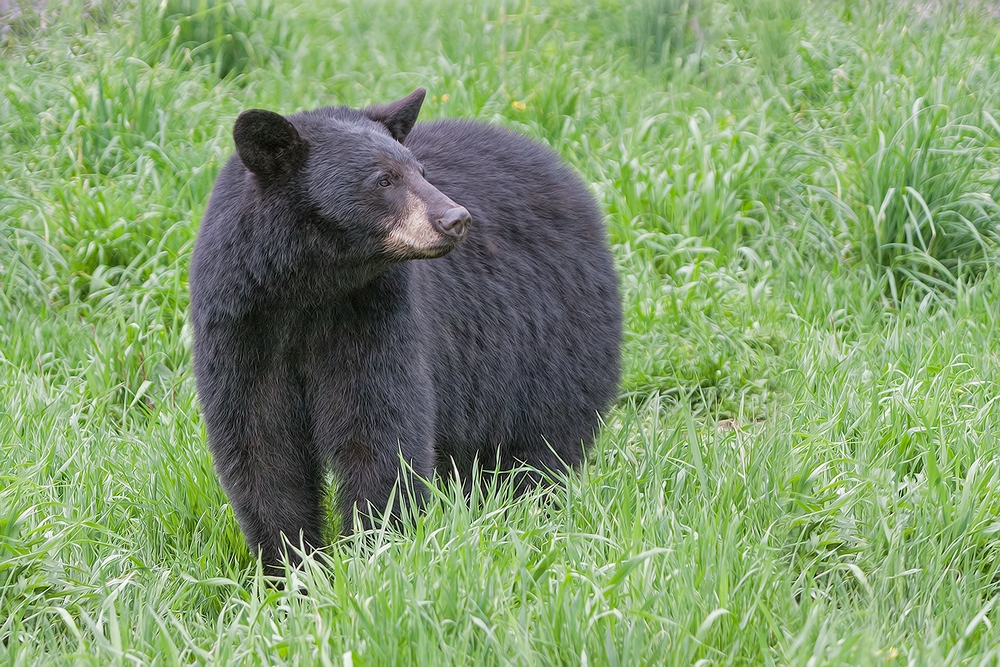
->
[[232, 88, 470, 262]]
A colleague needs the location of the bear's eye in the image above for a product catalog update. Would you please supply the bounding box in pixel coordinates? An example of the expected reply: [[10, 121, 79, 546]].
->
[[377, 176, 392, 188]]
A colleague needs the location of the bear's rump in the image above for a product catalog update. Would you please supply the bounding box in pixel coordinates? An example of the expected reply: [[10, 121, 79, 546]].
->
[[411, 210, 620, 475]]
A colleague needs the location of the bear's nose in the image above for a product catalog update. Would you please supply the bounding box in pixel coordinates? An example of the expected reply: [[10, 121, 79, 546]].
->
[[436, 206, 471, 239]]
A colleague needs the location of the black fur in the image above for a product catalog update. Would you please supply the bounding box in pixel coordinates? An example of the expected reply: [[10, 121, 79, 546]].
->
[[189, 89, 622, 570]]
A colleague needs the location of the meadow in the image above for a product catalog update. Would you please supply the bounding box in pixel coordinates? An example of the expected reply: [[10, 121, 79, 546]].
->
[[3, 0, 1000, 663]]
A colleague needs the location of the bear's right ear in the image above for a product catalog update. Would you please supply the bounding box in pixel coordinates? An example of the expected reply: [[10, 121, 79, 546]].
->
[[233, 110, 306, 183]]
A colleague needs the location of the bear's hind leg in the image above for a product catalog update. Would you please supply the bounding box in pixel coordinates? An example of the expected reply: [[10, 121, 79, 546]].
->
[[215, 442, 326, 574], [497, 438, 586, 497], [329, 434, 434, 535]]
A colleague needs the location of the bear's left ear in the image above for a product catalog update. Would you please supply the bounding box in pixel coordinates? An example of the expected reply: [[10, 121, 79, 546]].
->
[[363, 88, 426, 144]]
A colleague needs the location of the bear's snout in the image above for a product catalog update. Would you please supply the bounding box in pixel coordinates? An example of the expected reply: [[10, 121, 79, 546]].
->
[[434, 206, 471, 240]]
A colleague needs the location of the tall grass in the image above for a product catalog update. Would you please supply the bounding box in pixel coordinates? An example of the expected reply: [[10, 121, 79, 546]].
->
[[840, 99, 1000, 302], [619, 0, 708, 68], [2, 0, 1000, 663], [143, 0, 293, 78]]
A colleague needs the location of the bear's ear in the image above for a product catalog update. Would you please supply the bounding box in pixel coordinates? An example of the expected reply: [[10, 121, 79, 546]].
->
[[233, 109, 306, 183], [363, 88, 426, 144]]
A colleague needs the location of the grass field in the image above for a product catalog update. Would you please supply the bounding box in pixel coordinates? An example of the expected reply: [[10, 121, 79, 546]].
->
[[3, 0, 1000, 663]]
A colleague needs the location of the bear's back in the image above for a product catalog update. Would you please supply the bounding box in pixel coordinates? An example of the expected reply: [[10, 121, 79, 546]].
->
[[404, 119, 621, 473]]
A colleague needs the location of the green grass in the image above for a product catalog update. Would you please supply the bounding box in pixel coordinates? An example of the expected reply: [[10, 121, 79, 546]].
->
[[3, 0, 1000, 663]]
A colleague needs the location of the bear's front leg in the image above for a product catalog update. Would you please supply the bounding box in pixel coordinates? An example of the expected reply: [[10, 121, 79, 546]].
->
[[201, 368, 326, 574]]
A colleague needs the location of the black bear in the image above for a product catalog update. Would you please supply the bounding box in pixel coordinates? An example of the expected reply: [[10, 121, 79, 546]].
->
[[189, 88, 621, 570]]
